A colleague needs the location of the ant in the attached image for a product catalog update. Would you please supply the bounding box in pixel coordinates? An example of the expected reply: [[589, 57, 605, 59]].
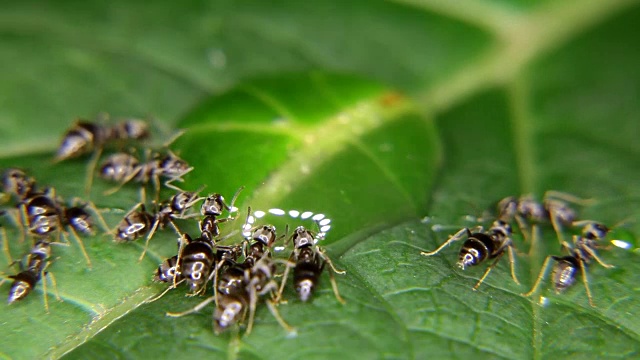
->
[[0, 230, 61, 312], [276, 226, 346, 304], [55, 117, 149, 162], [7, 187, 108, 268], [55, 117, 150, 195], [243, 207, 333, 244], [138, 189, 204, 261], [497, 191, 592, 244], [198, 187, 244, 242], [522, 220, 616, 307], [99, 149, 193, 203], [1, 168, 36, 205], [167, 256, 295, 335], [148, 242, 243, 304], [420, 219, 520, 290]]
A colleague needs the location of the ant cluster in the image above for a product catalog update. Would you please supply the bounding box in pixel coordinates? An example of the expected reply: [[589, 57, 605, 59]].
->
[[0, 116, 347, 337], [0, 168, 108, 311], [421, 191, 623, 307], [148, 198, 346, 335]]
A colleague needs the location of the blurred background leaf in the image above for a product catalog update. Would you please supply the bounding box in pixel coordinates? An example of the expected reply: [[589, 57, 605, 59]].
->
[[0, 0, 639, 359]]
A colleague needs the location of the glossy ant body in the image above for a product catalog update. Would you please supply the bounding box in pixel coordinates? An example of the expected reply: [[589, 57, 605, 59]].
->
[[137, 189, 204, 261], [0, 232, 61, 312], [277, 226, 346, 304], [522, 220, 616, 307], [421, 219, 520, 290], [167, 256, 294, 335], [100, 149, 193, 202], [497, 191, 591, 244], [55, 117, 150, 195], [8, 187, 107, 268]]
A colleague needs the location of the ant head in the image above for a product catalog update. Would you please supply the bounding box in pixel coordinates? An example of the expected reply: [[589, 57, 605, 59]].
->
[[251, 225, 277, 247], [160, 152, 192, 177], [201, 194, 225, 216], [497, 196, 518, 218], [292, 226, 314, 248], [2, 168, 35, 199]]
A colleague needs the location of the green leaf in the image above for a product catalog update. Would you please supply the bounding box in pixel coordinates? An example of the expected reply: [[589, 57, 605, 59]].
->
[[1, 0, 639, 359]]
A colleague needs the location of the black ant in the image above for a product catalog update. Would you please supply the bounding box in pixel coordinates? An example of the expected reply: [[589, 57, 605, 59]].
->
[[276, 226, 346, 304], [138, 189, 204, 261], [198, 187, 244, 241], [167, 256, 295, 335], [497, 191, 592, 244], [1, 168, 36, 205], [148, 242, 243, 303], [421, 219, 520, 290], [0, 231, 61, 312], [7, 187, 108, 268], [55, 118, 149, 162], [99, 149, 193, 203], [522, 220, 616, 307], [55, 117, 150, 195]]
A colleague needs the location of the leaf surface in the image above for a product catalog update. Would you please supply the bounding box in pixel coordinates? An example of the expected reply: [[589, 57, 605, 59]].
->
[[0, 1, 639, 359]]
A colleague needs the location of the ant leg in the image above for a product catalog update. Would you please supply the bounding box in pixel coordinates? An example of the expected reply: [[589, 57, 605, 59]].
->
[[173, 234, 189, 289], [549, 212, 568, 245], [84, 147, 102, 197], [317, 248, 346, 275], [245, 286, 259, 335], [226, 186, 245, 218], [103, 166, 141, 196], [580, 245, 614, 269], [577, 258, 596, 307], [153, 175, 162, 205], [1, 227, 13, 264], [138, 218, 161, 262], [16, 205, 29, 244], [162, 129, 186, 148], [67, 226, 92, 268], [146, 279, 185, 303], [507, 245, 520, 285], [166, 295, 216, 317], [265, 299, 296, 334], [420, 227, 470, 257], [275, 255, 295, 303], [472, 251, 505, 291], [544, 190, 596, 206], [521, 255, 555, 297], [326, 265, 347, 304], [514, 215, 531, 243]]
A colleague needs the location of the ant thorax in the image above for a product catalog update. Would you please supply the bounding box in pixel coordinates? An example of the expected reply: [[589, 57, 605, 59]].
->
[[517, 196, 548, 222], [293, 226, 315, 248], [111, 119, 150, 141], [544, 198, 577, 225], [158, 153, 191, 178]]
